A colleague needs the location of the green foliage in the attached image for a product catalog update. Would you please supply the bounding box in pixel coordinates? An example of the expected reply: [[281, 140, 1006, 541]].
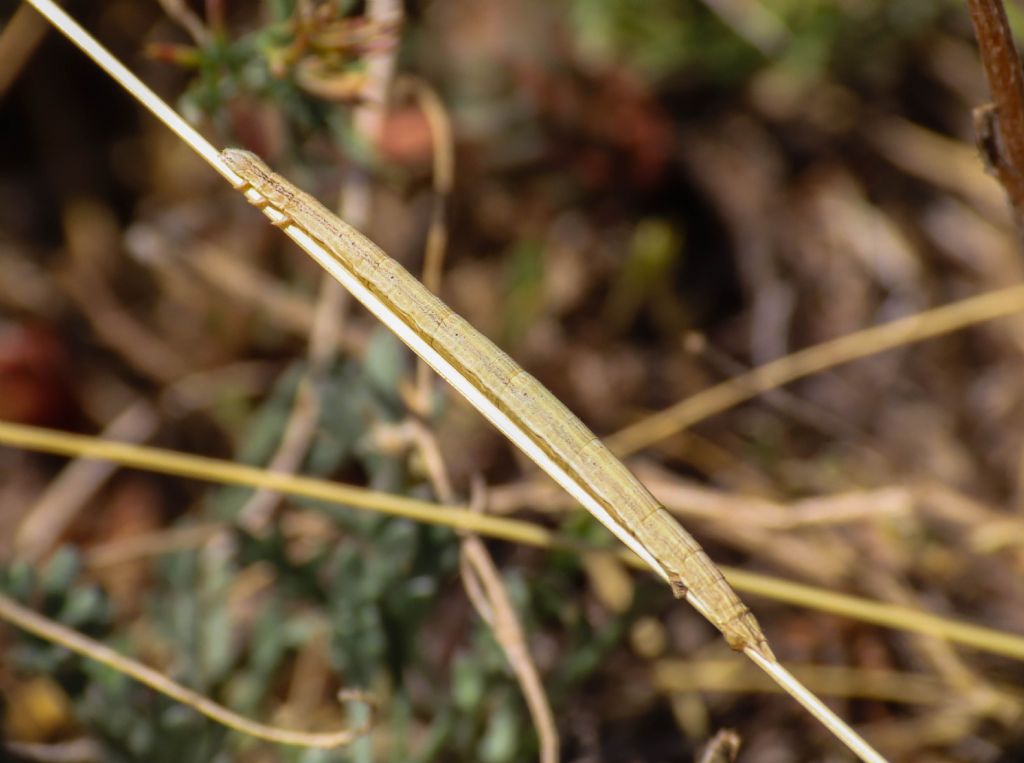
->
[[0, 554, 231, 762], [569, 0, 962, 85], [501, 239, 547, 346], [1, 550, 112, 677]]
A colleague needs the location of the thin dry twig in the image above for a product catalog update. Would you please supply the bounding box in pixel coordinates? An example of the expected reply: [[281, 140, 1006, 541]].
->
[[0, 593, 376, 748], [966, 0, 1024, 222]]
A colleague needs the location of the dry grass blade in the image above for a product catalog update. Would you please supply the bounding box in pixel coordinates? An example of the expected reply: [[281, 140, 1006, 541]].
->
[[400, 76, 456, 409]]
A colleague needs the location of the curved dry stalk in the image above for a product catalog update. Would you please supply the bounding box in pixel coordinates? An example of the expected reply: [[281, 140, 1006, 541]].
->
[[417, 437, 560, 763], [0, 593, 375, 748], [4, 419, 1024, 664], [607, 283, 1024, 457], [398, 76, 456, 409], [461, 534, 561, 763], [462, 476, 560, 763]]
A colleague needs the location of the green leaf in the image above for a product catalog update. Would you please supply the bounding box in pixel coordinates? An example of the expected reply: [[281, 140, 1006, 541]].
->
[[364, 327, 409, 400], [41, 547, 82, 596], [479, 697, 519, 763]]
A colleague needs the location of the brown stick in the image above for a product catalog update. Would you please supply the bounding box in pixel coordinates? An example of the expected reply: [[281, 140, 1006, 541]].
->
[[966, 0, 1024, 223]]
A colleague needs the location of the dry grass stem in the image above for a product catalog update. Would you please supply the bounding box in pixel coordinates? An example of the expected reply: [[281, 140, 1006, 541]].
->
[[739, 650, 883, 762], [4, 419, 1024, 664], [653, 659, 1021, 708], [401, 77, 456, 408], [459, 479, 560, 763], [608, 283, 1024, 456]]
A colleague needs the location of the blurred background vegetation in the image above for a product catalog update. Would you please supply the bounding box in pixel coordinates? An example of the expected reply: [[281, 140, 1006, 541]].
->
[[2, 0, 1024, 761]]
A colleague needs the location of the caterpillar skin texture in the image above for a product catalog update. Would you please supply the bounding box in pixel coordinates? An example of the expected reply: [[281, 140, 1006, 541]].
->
[[221, 148, 773, 660]]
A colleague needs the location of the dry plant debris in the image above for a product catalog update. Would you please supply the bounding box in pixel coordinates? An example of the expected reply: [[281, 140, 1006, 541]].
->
[[2, 1, 1024, 762]]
